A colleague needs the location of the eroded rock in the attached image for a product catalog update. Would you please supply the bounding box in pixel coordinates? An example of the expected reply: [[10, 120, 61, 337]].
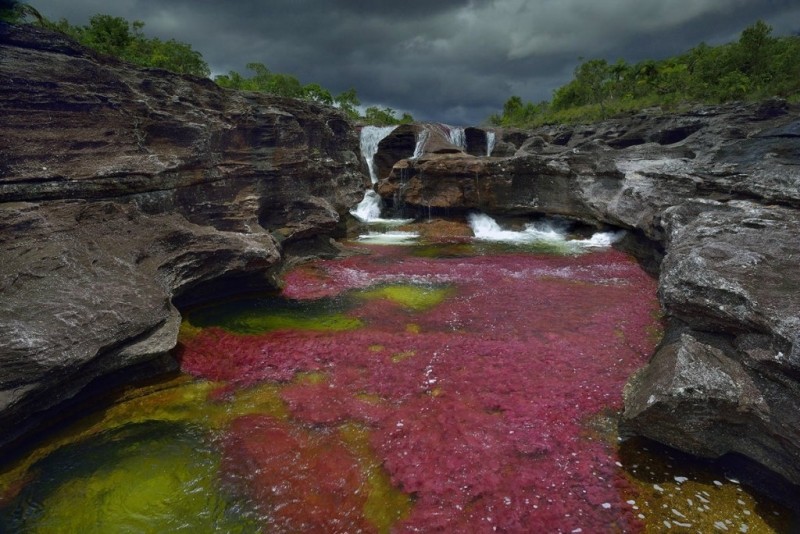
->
[[0, 23, 363, 450]]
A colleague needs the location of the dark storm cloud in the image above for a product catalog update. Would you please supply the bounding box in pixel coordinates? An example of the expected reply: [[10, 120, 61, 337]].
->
[[30, 0, 800, 125]]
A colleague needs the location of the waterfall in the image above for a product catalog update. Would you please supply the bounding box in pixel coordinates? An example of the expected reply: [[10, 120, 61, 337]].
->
[[351, 126, 398, 222], [448, 126, 466, 150], [410, 129, 429, 160], [351, 190, 383, 222], [486, 131, 496, 157], [360, 125, 398, 184]]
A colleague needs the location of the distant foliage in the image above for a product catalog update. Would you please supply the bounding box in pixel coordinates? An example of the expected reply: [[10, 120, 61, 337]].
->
[[215, 64, 415, 125], [363, 106, 415, 126], [44, 14, 210, 77], [492, 20, 800, 126]]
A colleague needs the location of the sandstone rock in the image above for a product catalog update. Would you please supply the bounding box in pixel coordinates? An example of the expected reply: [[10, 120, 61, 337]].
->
[[0, 23, 364, 450]]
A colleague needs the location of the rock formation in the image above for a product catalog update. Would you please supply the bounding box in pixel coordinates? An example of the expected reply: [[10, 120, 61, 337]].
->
[[375, 105, 800, 487], [0, 23, 363, 450], [3, 19, 800, 495]]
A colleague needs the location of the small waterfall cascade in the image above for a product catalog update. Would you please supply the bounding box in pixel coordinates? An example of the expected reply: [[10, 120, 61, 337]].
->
[[447, 126, 466, 150], [468, 213, 624, 250], [486, 131, 496, 157], [351, 126, 398, 223], [410, 129, 430, 160], [361, 125, 398, 185]]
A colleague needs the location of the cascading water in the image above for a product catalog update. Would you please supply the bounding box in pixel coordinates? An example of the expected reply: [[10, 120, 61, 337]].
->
[[361, 125, 398, 185], [447, 126, 466, 150], [486, 131, 496, 157], [410, 129, 429, 160], [350, 126, 398, 223], [468, 212, 624, 251]]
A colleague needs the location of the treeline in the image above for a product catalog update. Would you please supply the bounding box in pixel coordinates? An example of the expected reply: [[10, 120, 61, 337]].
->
[[492, 21, 800, 127], [1, 3, 412, 125], [215, 63, 413, 124]]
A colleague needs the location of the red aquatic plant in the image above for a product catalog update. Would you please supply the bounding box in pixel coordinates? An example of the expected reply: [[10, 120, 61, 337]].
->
[[197, 247, 659, 532], [221, 414, 373, 532]]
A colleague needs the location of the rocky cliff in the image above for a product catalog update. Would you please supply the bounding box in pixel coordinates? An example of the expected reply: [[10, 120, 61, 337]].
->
[[376, 105, 800, 487], [0, 24, 364, 450]]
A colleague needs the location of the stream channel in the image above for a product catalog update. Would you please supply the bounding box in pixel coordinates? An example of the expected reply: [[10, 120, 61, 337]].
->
[[0, 218, 793, 533]]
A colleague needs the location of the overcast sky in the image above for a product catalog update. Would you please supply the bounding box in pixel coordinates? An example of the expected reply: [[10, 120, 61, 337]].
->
[[30, 0, 800, 125]]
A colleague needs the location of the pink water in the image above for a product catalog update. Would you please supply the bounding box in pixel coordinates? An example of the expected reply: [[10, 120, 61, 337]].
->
[[180, 244, 660, 532]]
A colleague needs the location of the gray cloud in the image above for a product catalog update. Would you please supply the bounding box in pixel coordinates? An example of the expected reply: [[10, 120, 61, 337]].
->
[[30, 0, 800, 124]]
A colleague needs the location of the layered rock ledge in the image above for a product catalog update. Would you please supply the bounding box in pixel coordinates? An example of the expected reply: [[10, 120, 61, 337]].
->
[[0, 24, 364, 449], [376, 106, 800, 486]]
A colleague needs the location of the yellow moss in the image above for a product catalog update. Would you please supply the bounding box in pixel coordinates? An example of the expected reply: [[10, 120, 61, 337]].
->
[[12, 425, 258, 533], [620, 439, 792, 533], [338, 423, 412, 533], [237, 312, 362, 333], [405, 323, 421, 334], [0, 378, 289, 502], [292, 371, 328, 385], [357, 284, 453, 311], [354, 393, 385, 405], [177, 320, 203, 342], [368, 344, 385, 352], [391, 350, 417, 363]]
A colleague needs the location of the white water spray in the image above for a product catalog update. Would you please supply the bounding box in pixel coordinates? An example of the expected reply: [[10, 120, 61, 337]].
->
[[411, 129, 430, 160], [351, 126, 398, 223], [360, 125, 398, 184], [468, 213, 623, 251], [486, 131, 496, 157], [448, 126, 466, 150]]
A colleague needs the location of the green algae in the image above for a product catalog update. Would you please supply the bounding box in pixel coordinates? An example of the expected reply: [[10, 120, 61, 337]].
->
[[338, 423, 412, 533], [185, 294, 361, 334], [0, 378, 288, 505], [0, 422, 260, 533], [356, 283, 454, 311]]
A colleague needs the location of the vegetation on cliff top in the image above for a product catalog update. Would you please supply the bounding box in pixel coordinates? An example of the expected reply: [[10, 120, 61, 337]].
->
[[2, 2, 413, 126], [491, 21, 800, 127]]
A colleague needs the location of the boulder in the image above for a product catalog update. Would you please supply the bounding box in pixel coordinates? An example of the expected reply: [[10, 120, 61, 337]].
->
[[624, 200, 800, 484]]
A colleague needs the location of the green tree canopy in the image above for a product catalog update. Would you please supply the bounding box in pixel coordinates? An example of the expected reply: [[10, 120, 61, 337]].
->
[[492, 20, 800, 127], [44, 14, 210, 77]]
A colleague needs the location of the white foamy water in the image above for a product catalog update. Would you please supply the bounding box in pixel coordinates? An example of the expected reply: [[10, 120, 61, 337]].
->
[[356, 231, 420, 245], [486, 131, 496, 157], [411, 130, 430, 160], [351, 190, 383, 222], [360, 125, 398, 184], [448, 126, 466, 150], [467, 213, 624, 251], [351, 126, 399, 223]]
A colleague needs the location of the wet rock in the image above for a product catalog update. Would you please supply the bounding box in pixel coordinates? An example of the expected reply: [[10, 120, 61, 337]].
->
[[0, 24, 363, 450]]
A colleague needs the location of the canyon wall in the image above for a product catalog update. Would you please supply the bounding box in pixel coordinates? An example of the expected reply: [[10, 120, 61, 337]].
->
[[0, 23, 364, 450]]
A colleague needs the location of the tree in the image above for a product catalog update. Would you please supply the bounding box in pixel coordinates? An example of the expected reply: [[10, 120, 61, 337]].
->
[[39, 13, 210, 77], [1, 0, 45, 24], [303, 83, 333, 105], [334, 88, 360, 119]]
